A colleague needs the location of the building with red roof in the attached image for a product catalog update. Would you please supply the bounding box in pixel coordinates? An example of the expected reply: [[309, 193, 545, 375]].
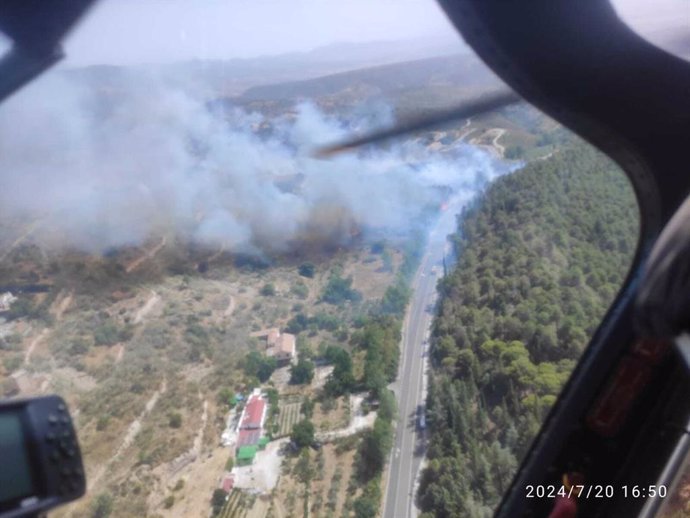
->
[[237, 429, 261, 447], [220, 473, 235, 492], [234, 389, 268, 458], [241, 393, 267, 430]]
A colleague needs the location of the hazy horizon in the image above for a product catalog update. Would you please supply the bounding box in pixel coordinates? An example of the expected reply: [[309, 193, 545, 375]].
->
[[56, 35, 466, 72], [42, 0, 686, 70], [59, 0, 461, 67]]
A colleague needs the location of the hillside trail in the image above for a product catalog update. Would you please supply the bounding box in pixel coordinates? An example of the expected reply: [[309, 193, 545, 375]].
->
[[470, 127, 506, 158], [114, 343, 125, 363], [19, 290, 73, 387], [191, 394, 208, 457], [113, 290, 161, 364], [125, 236, 167, 273], [24, 328, 49, 366], [207, 244, 226, 263], [457, 118, 473, 139], [492, 128, 506, 156], [224, 295, 235, 317], [88, 377, 168, 490], [51, 290, 74, 321], [134, 290, 160, 324], [0, 219, 41, 262], [146, 393, 209, 513], [171, 394, 208, 469], [39, 377, 51, 393]]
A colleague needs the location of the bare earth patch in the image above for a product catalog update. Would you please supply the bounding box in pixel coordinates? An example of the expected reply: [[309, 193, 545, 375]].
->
[[234, 438, 288, 493]]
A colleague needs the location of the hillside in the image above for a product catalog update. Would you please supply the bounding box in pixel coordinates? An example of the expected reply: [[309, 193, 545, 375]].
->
[[418, 142, 639, 517], [0, 42, 581, 518], [240, 54, 498, 102], [63, 37, 465, 98], [227, 52, 564, 164], [0, 47, 464, 517], [236, 53, 502, 120]]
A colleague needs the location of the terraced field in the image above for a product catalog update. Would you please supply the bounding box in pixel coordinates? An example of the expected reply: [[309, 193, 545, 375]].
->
[[218, 490, 253, 518], [276, 399, 302, 438]]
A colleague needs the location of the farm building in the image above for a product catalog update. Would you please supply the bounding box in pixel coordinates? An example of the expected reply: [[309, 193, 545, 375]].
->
[[267, 332, 296, 364], [237, 429, 261, 447], [250, 327, 296, 365], [240, 392, 267, 429], [236, 445, 258, 466], [220, 473, 235, 492], [234, 389, 268, 463]]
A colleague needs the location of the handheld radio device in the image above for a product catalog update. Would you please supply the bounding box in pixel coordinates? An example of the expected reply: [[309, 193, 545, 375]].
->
[[0, 395, 85, 518]]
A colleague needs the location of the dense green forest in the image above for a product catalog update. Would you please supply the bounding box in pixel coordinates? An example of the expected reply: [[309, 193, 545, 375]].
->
[[418, 143, 639, 517]]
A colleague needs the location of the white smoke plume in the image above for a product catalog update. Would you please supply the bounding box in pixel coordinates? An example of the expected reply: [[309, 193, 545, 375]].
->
[[0, 72, 505, 256]]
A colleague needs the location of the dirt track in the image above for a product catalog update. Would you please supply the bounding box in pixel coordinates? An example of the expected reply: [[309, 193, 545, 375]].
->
[[24, 328, 49, 366], [88, 378, 167, 490], [134, 290, 160, 324], [125, 236, 167, 273]]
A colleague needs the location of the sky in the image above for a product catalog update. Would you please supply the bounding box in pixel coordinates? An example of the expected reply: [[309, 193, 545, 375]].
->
[[51, 0, 688, 68], [0, 0, 685, 67], [60, 0, 460, 67]]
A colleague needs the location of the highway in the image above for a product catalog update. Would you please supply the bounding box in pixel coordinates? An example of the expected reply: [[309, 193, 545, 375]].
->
[[382, 200, 460, 518]]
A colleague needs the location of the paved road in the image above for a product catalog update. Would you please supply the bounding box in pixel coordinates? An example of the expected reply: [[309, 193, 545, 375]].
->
[[382, 201, 460, 518]]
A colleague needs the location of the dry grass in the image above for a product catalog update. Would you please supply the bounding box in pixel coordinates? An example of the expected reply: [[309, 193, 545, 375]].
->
[[2, 240, 398, 517], [346, 249, 400, 300], [312, 396, 349, 433], [152, 446, 229, 518], [272, 444, 358, 518]]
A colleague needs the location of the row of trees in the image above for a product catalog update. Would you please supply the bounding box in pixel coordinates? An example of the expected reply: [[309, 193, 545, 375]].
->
[[419, 143, 639, 517], [352, 316, 401, 397], [353, 388, 397, 517]]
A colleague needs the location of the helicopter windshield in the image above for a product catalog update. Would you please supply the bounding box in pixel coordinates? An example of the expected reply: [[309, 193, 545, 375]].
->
[[0, 2, 654, 518]]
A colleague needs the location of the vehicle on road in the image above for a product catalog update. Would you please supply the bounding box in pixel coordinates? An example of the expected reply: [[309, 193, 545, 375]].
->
[[416, 404, 426, 431]]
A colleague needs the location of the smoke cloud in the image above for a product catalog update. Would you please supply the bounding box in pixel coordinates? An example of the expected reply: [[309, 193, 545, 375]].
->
[[0, 72, 505, 256]]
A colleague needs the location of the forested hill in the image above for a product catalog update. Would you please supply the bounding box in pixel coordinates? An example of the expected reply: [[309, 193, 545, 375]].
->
[[418, 143, 639, 517]]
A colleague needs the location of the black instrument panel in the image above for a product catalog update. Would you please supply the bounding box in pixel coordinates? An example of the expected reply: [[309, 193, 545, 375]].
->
[[437, 1, 690, 517], [0, 395, 85, 518]]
